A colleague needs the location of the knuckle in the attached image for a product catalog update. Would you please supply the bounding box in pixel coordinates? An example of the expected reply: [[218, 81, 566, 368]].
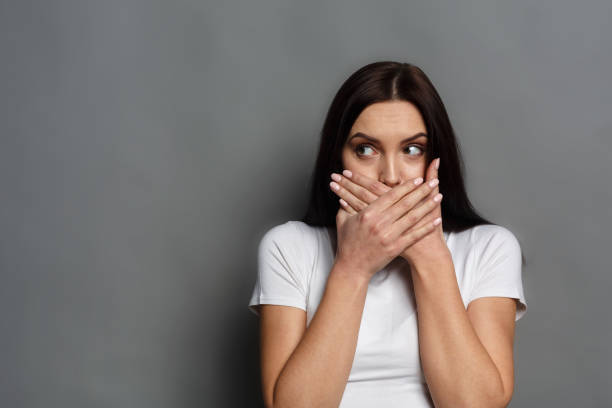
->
[[421, 211, 433, 223], [370, 220, 383, 236], [383, 241, 396, 255], [359, 210, 371, 223], [420, 183, 433, 196], [374, 182, 388, 194], [406, 212, 417, 225], [419, 212, 433, 223], [399, 234, 414, 248], [401, 197, 415, 212], [380, 233, 393, 247]]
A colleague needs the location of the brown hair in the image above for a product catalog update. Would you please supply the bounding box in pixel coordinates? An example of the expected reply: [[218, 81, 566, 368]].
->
[[301, 61, 494, 233]]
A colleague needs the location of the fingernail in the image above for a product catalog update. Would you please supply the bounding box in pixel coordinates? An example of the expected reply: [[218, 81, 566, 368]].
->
[[330, 181, 340, 191], [331, 173, 341, 182], [414, 177, 424, 185], [435, 158, 440, 170], [343, 169, 352, 178], [428, 178, 439, 187]]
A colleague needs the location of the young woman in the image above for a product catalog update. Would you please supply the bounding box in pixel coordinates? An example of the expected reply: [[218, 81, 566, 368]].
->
[[248, 61, 527, 408]]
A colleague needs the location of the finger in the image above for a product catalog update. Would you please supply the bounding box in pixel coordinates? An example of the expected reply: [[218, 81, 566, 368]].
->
[[412, 204, 442, 231], [423, 157, 440, 201], [342, 169, 391, 197], [394, 188, 443, 230], [364, 176, 425, 214], [335, 205, 352, 225], [427, 157, 443, 233], [338, 198, 358, 215], [331, 172, 379, 205], [427, 157, 438, 180], [383, 177, 440, 225], [390, 190, 442, 238], [395, 213, 440, 250], [329, 180, 368, 211]]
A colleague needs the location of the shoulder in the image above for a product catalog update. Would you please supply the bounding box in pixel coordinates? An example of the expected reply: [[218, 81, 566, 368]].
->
[[258, 220, 322, 263], [460, 225, 528, 320], [259, 220, 300, 243], [460, 224, 522, 272], [259, 220, 320, 246], [471, 224, 521, 256], [448, 224, 522, 267], [450, 224, 520, 250]]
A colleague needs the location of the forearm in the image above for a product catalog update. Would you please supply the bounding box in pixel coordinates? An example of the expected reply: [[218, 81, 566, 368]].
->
[[273, 261, 369, 408], [410, 256, 505, 408]]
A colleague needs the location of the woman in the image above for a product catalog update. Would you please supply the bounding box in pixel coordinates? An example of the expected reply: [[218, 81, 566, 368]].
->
[[248, 61, 527, 408]]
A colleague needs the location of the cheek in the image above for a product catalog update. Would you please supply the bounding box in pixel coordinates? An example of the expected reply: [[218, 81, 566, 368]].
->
[[412, 161, 426, 174], [341, 150, 362, 170], [404, 163, 426, 180], [395, 161, 427, 184], [340, 149, 357, 170]]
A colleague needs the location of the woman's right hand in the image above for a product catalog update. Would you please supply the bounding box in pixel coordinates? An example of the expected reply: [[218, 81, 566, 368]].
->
[[333, 176, 441, 280]]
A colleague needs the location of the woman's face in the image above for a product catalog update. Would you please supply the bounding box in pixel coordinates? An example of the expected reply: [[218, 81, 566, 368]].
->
[[341, 100, 429, 188]]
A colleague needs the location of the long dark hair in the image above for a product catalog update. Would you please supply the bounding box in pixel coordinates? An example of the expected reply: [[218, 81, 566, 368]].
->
[[301, 61, 494, 233]]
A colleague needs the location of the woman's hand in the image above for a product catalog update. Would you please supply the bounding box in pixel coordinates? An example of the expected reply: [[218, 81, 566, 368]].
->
[[332, 167, 443, 280], [330, 159, 449, 269]]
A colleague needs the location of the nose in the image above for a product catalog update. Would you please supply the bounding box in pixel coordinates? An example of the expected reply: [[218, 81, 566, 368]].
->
[[379, 156, 402, 187]]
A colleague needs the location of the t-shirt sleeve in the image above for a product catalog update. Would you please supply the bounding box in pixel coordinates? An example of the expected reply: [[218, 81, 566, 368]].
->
[[248, 222, 309, 317], [468, 226, 528, 321]]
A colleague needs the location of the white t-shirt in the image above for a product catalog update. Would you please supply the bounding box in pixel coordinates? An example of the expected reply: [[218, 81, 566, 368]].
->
[[248, 220, 527, 407]]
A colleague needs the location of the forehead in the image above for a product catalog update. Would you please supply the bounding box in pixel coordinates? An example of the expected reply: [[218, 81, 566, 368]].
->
[[350, 101, 426, 136]]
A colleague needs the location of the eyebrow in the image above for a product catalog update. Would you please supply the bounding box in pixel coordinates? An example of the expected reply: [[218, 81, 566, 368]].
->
[[347, 132, 427, 144]]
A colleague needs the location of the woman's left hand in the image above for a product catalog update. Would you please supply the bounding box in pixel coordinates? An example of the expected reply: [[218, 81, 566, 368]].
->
[[329, 160, 451, 269]]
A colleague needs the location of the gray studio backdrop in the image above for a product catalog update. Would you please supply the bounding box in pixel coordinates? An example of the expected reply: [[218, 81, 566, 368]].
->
[[1, 0, 610, 407]]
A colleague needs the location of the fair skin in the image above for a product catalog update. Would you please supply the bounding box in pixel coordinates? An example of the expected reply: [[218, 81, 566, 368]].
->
[[259, 175, 442, 408], [335, 99, 448, 269], [257, 100, 516, 408], [329, 100, 518, 407]]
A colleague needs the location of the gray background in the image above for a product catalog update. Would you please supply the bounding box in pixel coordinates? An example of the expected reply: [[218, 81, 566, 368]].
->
[[1, 0, 610, 406]]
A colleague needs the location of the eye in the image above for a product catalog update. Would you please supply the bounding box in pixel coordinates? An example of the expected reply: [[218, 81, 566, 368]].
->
[[404, 145, 425, 155], [354, 143, 425, 156], [355, 144, 376, 156]]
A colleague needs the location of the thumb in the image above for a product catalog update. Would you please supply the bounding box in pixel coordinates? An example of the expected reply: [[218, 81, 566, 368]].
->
[[425, 157, 439, 182], [336, 205, 349, 226]]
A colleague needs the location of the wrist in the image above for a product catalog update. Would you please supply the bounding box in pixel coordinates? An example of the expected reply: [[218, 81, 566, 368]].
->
[[408, 249, 453, 274], [331, 258, 372, 286]]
